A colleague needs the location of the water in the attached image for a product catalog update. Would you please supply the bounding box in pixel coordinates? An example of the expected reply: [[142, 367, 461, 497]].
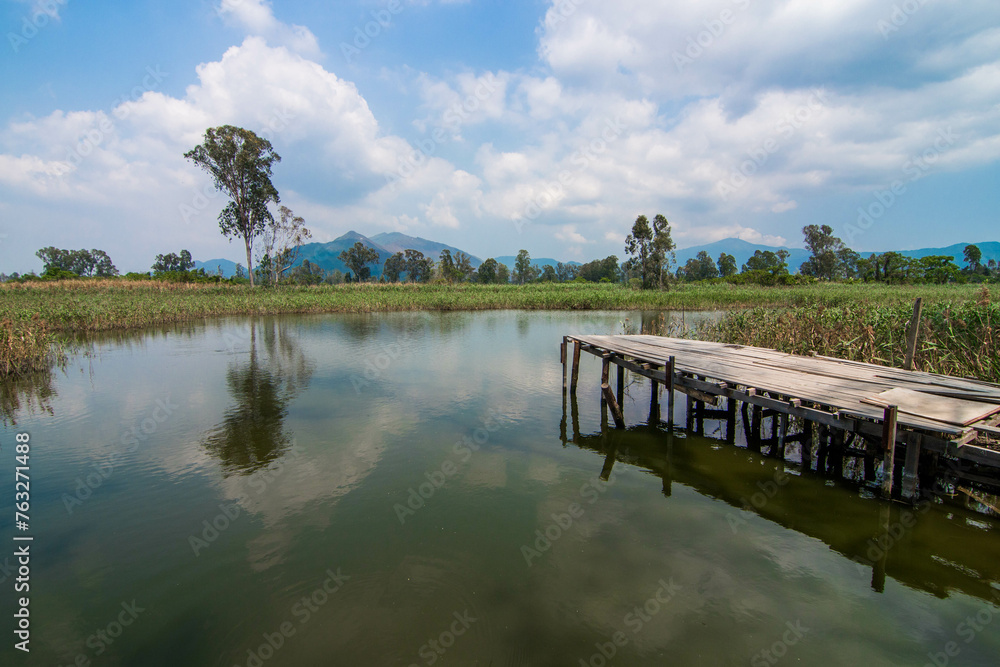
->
[[1, 311, 998, 666]]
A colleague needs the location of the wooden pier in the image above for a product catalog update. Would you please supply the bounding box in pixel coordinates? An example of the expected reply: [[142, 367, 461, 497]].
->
[[560, 335, 1000, 501]]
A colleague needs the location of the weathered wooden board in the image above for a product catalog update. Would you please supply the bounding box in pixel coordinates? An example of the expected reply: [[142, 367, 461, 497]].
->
[[861, 387, 1000, 427]]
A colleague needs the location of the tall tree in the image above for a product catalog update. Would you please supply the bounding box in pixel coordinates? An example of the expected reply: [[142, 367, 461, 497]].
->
[[259, 206, 311, 285], [650, 214, 676, 289], [184, 125, 282, 287], [963, 244, 982, 272], [742, 250, 789, 275], [477, 258, 499, 284], [626, 214, 674, 289], [718, 252, 737, 278], [383, 252, 406, 282], [453, 251, 474, 282], [152, 249, 195, 273], [679, 251, 718, 281], [404, 249, 434, 283], [514, 249, 532, 285], [800, 225, 848, 280], [339, 242, 380, 282]]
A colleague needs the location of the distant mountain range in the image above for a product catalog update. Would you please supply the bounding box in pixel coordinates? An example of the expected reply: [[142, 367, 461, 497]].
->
[[196, 233, 998, 278]]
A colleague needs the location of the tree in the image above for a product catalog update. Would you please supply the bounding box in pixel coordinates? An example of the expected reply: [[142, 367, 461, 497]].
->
[[259, 206, 311, 285], [184, 125, 282, 287], [438, 249, 456, 282], [496, 262, 511, 284], [556, 262, 578, 282], [578, 256, 620, 282], [514, 249, 532, 285], [679, 251, 718, 282], [625, 214, 674, 289], [383, 252, 406, 282], [290, 259, 326, 285], [718, 253, 737, 278], [477, 257, 499, 284], [404, 249, 434, 283], [339, 242, 380, 282], [963, 244, 983, 273], [36, 247, 117, 278], [453, 251, 474, 282], [742, 250, 789, 275], [152, 249, 195, 273], [649, 214, 676, 288], [540, 264, 557, 282], [800, 225, 849, 280]]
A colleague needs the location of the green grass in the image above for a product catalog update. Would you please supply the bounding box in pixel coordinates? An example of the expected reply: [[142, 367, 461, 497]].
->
[[0, 279, 994, 379]]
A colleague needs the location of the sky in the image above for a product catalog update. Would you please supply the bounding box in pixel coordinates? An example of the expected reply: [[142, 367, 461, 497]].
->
[[1, 0, 999, 274]]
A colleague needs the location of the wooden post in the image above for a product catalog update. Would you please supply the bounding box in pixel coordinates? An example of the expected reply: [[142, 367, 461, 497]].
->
[[601, 357, 625, 429], [570, 340, 581, 395], [801, 420, 813, 471], [617, 362, 625, 406], [776, 412, 788, 461], [881, 405, 899, 499], [648, 375, 660, 424], [750, 404, 762, 452], [726, 396, 737, 444], [904, 297, 923, 371], [560, 337, 567, 392], [667, 356, 676, 427], [901, 435, 922, 503]]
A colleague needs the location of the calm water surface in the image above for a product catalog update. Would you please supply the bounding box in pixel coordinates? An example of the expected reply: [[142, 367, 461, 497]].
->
[[1, 311, 998, 666]]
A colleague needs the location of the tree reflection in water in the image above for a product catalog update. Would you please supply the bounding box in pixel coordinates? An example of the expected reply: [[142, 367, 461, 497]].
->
[[203, 319, 314, 476]]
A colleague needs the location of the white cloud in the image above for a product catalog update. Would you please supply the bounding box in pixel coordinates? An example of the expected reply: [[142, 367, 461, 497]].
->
[[216, 0, 321, 58]]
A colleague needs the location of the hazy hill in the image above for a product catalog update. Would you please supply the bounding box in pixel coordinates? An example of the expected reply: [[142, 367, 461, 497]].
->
[[196, 236, 999, 279], [674, 238, 811, 273]]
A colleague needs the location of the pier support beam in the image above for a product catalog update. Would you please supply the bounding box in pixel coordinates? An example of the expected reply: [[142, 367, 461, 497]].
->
[[648, 375, 660, 424], [570, 340, 581, 396], [901, 435, 922, 503], [560, 337, 567, 392], [617, 363, 625, 407], [601, 357, 625, 429], [667, 356, 676, 427], [881, 405, 899, 499]]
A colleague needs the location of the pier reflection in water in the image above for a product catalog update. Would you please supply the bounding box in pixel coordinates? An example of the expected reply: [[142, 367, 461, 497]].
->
[[561, 388, 1000, 605]]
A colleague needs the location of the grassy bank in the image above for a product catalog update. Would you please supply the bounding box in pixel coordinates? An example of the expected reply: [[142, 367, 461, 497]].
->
[[0, 279, 994, 378], [695, 288, 999, 382]]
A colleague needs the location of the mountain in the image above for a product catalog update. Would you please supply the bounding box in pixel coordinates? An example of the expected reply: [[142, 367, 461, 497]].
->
[[674, 238, 811, 274], [895, 241, 1000, 264], [370, 232, 482, 267], [495, 256, 581, 272], [295, 231, 391, 276], [195, 258, 239, 277]]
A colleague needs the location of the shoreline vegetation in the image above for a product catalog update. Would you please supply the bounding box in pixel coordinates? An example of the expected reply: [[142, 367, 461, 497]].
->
[[1, 280, 997, 382]]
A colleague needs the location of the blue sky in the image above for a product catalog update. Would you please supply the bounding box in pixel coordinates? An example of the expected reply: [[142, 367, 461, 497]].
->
[[2, 0, 999, 274]]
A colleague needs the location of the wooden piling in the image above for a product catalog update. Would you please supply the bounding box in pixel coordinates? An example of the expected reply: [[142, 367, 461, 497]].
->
[[904, 298, 923, 371], [667, 356, 676, 427], [648, 373, 660, 424], [601, 357, 625, 429], [881, 405, 899, 499], [560, 337, 567, 392], [726, 395, 737, 445], [617, 363, 625, 407], [901, 435, 922, 503], [570, 340, 581, 395], [776, 412, 788, 461]]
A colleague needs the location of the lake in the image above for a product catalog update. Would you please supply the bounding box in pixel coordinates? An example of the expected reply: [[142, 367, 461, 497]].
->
[[1, 311, 998, 666]]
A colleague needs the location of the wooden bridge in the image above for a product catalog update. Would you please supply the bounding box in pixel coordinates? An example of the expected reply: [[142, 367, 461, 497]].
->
[[560, 335, 1000, 502]]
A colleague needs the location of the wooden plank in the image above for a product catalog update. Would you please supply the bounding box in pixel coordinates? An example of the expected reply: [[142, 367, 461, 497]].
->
[[862, 387, 1000, 427], [570, 340, 581, 395]]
